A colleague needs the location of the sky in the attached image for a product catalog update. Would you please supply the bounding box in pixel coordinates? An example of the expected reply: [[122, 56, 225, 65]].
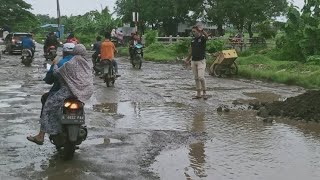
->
[[24, 0, 117, 17], [24, 0, 304, 18]]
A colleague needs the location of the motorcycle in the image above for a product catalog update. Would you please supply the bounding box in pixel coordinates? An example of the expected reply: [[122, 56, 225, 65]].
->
[[44, 45, 57, 61], [49, 98, 88, 160], [43, 64, 88, 160], [21, 48, 34, 66], [94, 60, 116, 87], [131, 44, 143, 69]]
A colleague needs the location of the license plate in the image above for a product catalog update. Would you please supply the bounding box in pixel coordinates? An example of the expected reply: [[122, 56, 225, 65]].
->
[[62, 115, 85, 124], [104, 67, 109, 73]]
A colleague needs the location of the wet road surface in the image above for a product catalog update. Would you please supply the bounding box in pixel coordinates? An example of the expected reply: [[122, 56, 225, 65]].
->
[[1, 46, 320, 180]]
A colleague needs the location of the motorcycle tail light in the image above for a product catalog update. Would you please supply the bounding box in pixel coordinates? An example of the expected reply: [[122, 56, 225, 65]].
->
[[70, 103, 79, 110], [64, 102, 80, 109], [64, 102, 72, 108]]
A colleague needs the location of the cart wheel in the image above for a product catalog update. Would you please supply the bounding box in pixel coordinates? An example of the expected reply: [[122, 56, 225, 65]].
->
[[209, 63, 215, 76], [213, 64, 222, 77], [229, 62, 238, 75]]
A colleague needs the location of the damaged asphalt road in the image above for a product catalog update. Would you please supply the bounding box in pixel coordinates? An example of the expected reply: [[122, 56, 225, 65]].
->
[[1, 45, 320, 180]]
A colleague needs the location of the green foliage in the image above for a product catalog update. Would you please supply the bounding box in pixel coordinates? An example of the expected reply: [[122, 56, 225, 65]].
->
[[206, 39, 224, 53], [278, 2, 320, 62], [172, 39, 191, 55], [238, 54, 320, 88], [256, 21, 277, 39], [144, 43, 177, 61], [306, 55, 320, 65], [115, 0, 203, 35], [144, 30, 158, 46], [0, 0, 38, 32]]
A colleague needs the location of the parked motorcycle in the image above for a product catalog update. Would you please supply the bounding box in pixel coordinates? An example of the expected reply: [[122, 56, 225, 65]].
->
[[21, 48, 33, 66], [131, 44, 143, 69], [44, 46, 57, 61]]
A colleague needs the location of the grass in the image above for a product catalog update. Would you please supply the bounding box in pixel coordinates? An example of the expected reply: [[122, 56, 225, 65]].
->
[[236, 54, 320, 88]]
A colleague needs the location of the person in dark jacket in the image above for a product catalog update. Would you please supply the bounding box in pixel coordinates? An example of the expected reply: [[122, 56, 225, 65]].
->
[[44, 32, 59, 55]]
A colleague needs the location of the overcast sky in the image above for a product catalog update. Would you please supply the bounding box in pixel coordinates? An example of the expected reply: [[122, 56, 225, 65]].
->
[[24, 0, 304, 17], [24, 0, 117, 17]]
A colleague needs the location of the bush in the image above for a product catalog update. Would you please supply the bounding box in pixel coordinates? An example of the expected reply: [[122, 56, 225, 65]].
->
[[256, 21, 277, 39], [206, 39, 224, 53], [144, 30, 158, 46], [144, 43, 165, 53], [306, 55, 320, 65], [172, 39, 191, 55]]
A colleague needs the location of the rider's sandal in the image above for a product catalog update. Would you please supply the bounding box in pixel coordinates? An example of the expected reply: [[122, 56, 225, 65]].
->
[[27, 136, 44, 145]]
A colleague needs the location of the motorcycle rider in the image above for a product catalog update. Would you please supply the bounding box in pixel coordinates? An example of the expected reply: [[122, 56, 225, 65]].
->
[[21, 33, 35, 58], [92, 36, 102, 66], [66, 33, 79, 44], [44, 32, 59, 56], [129, 33, 142, 62], [95, 32, 119, 76], [40, 43, 75, 117]]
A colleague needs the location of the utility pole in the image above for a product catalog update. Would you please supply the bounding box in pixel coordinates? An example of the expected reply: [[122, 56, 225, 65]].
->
[[133, 0, 138, 33], [56, 0, 61, 38]]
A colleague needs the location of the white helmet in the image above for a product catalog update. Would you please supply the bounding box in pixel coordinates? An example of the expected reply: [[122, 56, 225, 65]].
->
[[63, 43, 75, 52]]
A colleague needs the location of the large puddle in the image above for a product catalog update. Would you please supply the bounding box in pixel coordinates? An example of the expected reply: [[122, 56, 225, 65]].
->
[[93, 99, 320, 180], [151, 110, 320, 180]]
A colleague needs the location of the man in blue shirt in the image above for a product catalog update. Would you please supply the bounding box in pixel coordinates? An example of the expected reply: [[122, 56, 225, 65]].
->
[[21, 34, 35, 58], [40, 43, 75, 117]]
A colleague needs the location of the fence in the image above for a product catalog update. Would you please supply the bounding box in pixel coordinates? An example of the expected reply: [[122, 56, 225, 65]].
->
[[156, 36, 276, 51]]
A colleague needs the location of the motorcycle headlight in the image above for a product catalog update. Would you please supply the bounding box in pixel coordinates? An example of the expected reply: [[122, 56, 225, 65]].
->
[[136, 49, 142, 54]]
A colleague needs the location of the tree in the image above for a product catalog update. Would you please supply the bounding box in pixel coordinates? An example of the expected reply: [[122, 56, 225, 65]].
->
[[115, 0, 203, 35], [276, 0, 320, 61], [0, 0, 38, 31]]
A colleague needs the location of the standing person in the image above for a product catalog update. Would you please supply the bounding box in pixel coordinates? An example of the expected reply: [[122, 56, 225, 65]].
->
[[185, 25, 209, 100]]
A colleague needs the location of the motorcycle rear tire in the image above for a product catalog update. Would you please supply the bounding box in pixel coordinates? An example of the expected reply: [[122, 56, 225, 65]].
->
[[105, 75, 114, 87], [63, 141, 76, 160]]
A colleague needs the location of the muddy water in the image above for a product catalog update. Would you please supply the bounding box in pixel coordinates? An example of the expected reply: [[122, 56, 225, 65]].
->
[[1, 47, 320, 180]]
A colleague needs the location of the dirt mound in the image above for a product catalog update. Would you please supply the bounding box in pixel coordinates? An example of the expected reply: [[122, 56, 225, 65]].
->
[[259, 90, 320, 122]]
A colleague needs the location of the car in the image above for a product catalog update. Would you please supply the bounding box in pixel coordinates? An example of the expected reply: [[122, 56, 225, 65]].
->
[[3, 32, 33, 55]]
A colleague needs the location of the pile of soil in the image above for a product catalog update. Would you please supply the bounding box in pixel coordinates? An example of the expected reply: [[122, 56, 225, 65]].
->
[[259, 90, 320, 122]]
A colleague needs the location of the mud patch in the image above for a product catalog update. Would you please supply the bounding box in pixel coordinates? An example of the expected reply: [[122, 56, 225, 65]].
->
[[258, 90, 320, 122]]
